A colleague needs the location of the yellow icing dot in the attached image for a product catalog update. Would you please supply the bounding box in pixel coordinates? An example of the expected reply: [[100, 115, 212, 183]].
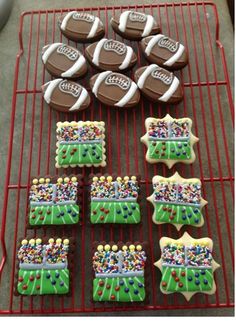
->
[[124, 176, 129, 182], [21, 239, 28, 245], [35, 238, 42, 244], [107, 176, 112, 182], [97, 245, 103, 252], [57, 178, 63, 183], [93, 176, 98, 182], [64, 177, 70, 183], [116, 177, 122, 182], [63, 239, 69, 245], [136, 245, 142, 251], [71, 177, 77, 182], [100, 176, 105, 182], [63, 122, 69, 127], [48, 238, 54, 244], [129, 245, 135, 251], [71, 121, 77, 127], [32, 178, 38, 185], [131, 176, 137, 182], [45, 178, 50, 183], [104, 244, 110, 251], [122, 245, 128, 251], [56, 238, 62, 244], [29, 239, 35, 245], [112, 245, 118, 252], [39, 178, 44, 184]]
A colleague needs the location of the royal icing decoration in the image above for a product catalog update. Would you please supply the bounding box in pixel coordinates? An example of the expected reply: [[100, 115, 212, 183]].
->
[[29, 176, 80, 226], [155, 232, 220, 301], [119, 11, 155, 37], [93, 244, 146, 302], [90, 175, 140, 224], [17, 238, 70, 295], [55, 121, 106, 168], [147, 172, 207, 230], [141, 114, 199, 168]]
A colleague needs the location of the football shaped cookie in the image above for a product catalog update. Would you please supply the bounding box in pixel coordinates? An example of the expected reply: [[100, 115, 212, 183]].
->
[[42, 43, 87, 78], [42, 79, 90, 113], [58, 11, 105, 42], [111, 10, 161, 40], [90, 71, 140, 108], [141, 34, 188, 70], [134, 64, 183, 104], [85, 38, 137, 71]]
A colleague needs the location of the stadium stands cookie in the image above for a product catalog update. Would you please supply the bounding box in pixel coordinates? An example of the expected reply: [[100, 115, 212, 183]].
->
[[90, 175, 140, 224], [28, 176, 81, 226], [58, 11, 105, 42], [111, 10, 160, 40], [155, 232, 220, 301], [16, 238, 71, 295], [141, 114, 199, 168], [55, 121, 106, 168], [147, 172, 207, 230], [93, 244, 147, 302]]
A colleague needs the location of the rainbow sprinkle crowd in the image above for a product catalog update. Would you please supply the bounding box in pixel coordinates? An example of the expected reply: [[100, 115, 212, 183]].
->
[[57, 123, 103, 142], [91, 176, 139, 200], [29, 177, 78, 204], [93, 244, 146, 275], [154, 181, 201, 205], [17, 238, 69, 265], [162, 243, 212, 268], [148, 120, 190, 139]]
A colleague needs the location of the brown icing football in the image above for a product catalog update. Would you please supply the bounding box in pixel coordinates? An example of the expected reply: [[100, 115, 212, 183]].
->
[[42, 79, 91, 112], [90, 71, 140, 108], [58, 11, 105, 43], [141, 34, 188, 70], [134, 64, 183, 104], [110, 10, 161, 40], [85, 38, 137, 71], [41, 43, 87, 79]]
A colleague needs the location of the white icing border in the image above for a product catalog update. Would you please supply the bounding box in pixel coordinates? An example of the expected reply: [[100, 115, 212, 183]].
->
[[61, 54, 86, 78], [60, 11, 76, 31], [43, 79, 63, 104], [92, 38, 107, 66], [119, 45, 133, 70]]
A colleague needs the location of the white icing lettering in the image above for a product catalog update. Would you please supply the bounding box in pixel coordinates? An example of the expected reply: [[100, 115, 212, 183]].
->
[[104, 40, 127, 56], [57, 45, 79, 61], [105, 74, 130, 90], [129, 11, 147, 23], [158, 36, 179, 53], [59, 80, 81, 98], [151, 67, 173, 85], [72, 12, 95, 23]]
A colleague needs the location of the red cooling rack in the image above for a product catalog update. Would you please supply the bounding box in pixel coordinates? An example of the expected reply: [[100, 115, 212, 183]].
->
[[0, 1, 234, 315]]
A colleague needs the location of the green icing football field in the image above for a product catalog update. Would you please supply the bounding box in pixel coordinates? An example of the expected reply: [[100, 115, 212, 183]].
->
[[90, 201, 140, 224], [29, 204, 79, 225], [93, 276, 145, 302], [58, 142, 103, 166], [161, 266, 213, 292], [153, 203, 202, 226], [17, 269, 69, 295], [148, 140, 191, 160]]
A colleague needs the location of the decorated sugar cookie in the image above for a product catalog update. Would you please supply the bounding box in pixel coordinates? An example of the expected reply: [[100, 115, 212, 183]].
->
[[155, 232, 220, 301], [111, 11, 161, 40], [55, 121, 106, 168], [147, 172, 207, 230], [141, 114, 199, 168], [28, 176, 81, 226], [93, 244, 147, 302], [16, 238, 71, 295], [58, 11, 105, 43], [90, 175, 140, 224]]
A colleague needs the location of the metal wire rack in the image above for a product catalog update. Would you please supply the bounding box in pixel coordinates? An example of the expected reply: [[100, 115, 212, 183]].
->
[[0, 1, 234, 315]]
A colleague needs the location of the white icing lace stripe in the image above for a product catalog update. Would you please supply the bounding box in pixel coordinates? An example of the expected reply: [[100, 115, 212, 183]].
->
[[69, 87, 88, 111], [92, 38, 107, 66], [42, 43, 62, 63], [88, 17, 101, 38], [159, 76, 180, 102], [60, 11, 76, 31], [137, 64, 157, 89], [118, 11, 131, 32], [43, 79, 63, 103], [163, 43, 185, 67], [92, 71, 111, 96], [145, 34, 164, 56], [115, 81, 138, 107], [142, 14, 155, 37], [119, 45, 133, 70], [61, 55, 86, 77]]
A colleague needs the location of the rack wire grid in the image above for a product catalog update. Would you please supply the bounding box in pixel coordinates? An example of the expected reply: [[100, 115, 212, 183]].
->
[[0, 1, 234, 315]]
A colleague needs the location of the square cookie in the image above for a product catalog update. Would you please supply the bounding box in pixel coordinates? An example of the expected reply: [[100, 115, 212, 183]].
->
[[16, 238, 71, 295], [141, 114, 199, 168], [56, 121, 106, 168], [93, 244, 147, 302], [147, 172, 207, 230], [90, 175, 140, 224], [28, 176, 81, 226]]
